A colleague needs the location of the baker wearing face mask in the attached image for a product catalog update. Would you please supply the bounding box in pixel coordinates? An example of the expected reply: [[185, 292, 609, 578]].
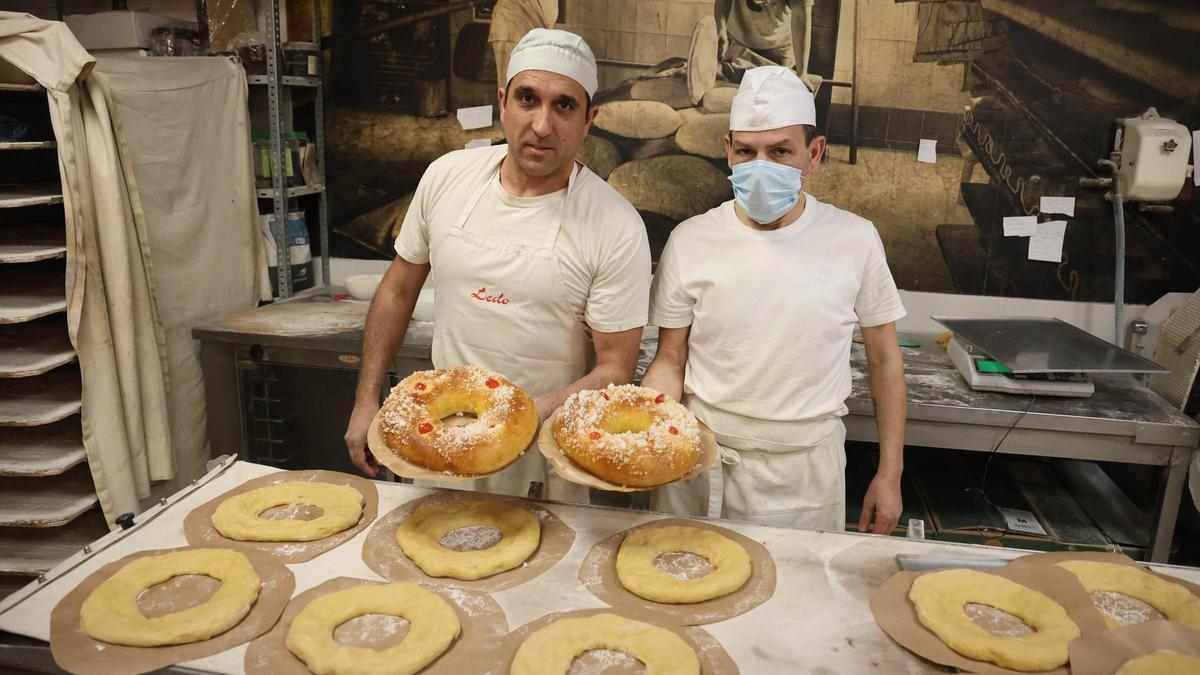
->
[[642, 65, 908, 533]]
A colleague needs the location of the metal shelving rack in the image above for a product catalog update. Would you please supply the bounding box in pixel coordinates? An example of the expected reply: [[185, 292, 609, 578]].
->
[[258, 0, 330, 299]]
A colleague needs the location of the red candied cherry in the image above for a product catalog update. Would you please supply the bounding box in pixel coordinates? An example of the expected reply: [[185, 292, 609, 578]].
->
[[415, 382, 427, 390], [589, 431, 602, 440], [418, 422, 433, 434], [654, 393, 666, 404], [486, 378, 500, 389], [668, 426, 679, 435]]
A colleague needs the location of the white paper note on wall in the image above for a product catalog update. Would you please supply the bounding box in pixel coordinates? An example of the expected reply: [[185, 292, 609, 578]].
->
[[464, 138, 491, 149], [1028, 220, 1067, 263], [457, 105, 493, 130], [1039, 196, 1075, 216], [1003, 215, 1037, 237], [1193, 130, 1199, 187], [917, 139, 937, 164]]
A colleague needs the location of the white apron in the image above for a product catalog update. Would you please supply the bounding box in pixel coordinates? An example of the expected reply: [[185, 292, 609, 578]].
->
[[653, 400, 847, 530], [419, 155, 592, 503]]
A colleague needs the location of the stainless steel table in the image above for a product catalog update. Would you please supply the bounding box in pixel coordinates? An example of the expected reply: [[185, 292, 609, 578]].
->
[[845, 338, 1199, 562], [193, 298, 1200, 562]]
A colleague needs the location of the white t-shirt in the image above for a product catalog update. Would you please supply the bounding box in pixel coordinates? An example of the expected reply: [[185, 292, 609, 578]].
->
[[728, 0, 792, 51], [650, 196, 905, 448], [396, 145, 651, 333]]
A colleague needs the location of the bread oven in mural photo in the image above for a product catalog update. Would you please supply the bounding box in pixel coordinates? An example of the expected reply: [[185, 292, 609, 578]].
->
[[323, 0, 1198, 306]]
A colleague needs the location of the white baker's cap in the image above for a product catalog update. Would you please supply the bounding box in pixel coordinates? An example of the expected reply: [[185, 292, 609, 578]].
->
[[729, 66, 817, 132], [505, 28, 598, 98]]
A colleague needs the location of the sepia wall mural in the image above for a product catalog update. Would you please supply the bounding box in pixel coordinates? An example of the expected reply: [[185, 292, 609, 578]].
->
[[323, 0, 1200, 305]]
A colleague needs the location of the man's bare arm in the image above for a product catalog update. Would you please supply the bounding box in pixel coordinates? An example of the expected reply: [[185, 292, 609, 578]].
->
[[344, 256, 430, 476], [534, 326, 643, 420], [858, 321, 907, 533], [640, 326, 690, 402]]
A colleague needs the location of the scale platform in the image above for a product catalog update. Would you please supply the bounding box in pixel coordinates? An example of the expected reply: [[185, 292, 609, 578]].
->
[[932, 317, 1168, 398]]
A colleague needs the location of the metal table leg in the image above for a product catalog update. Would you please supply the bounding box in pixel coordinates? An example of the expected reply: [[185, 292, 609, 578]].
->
[[1150, 446, 1193, 562]]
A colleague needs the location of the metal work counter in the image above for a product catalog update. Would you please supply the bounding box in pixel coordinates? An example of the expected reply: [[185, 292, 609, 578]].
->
[[191, 294, 429, 357], [846, 339, 1199, 562], [192, 297, 1200, 562], [5, 459, 1200, 674]]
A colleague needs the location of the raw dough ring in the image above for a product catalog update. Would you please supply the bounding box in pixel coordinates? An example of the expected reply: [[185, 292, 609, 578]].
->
[[286, 582, 460, 675], [511, 612, 700, 675], [212, 481, 364, 542], [1117, 649, 1200, 674], [908, 569, 1081, 672], [396, 500, 540, 580], [79, 548, 261, 647], [1055, 560, 1200, 629], [615, 525, 751, 604]]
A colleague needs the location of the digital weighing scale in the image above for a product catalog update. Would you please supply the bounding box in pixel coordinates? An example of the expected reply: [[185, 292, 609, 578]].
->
[[932, 317, 1168, 398]]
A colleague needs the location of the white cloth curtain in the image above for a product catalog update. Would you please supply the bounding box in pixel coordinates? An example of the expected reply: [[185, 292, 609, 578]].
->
[[96, 55, 269, 498]]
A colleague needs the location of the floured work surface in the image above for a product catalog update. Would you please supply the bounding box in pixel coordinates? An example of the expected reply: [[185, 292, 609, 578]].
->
[[214, 300, 368, 337], [4, 459, 1200, 674]]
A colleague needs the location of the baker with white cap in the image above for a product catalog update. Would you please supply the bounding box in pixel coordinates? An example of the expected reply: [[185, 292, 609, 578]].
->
[[643, 65, 909, 533], [345, 29, 651, 502]]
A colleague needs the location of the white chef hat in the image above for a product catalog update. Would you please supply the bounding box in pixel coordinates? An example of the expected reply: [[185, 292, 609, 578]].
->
[[505, 28, 598, 98], [729, 66, 816, 132]]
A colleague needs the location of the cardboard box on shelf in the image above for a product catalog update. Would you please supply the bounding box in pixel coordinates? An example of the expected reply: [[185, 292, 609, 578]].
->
[[90, 49, 151, 58], [65, 11, 197, 51]]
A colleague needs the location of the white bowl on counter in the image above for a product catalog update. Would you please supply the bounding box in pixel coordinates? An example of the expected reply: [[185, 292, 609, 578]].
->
[[344, 274, 383, 300], [412, 288, 435, 321]]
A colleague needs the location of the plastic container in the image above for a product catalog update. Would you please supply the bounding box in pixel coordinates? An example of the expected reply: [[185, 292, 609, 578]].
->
[[292, 131, 309, 186], [261, 211, 313, 295], [230, 32, 268, 74], [251, 132, 271, 189], [283, 41, 319, 78], [344, 274, 383, 300], [412, 288, 435, 322], [149, 26, 202, 56], [280, 132, 301, 187], [253, 132, 299, 189]]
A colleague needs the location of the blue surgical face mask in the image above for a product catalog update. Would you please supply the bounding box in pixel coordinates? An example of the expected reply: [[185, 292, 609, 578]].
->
[[728, 159, 804, 225]]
